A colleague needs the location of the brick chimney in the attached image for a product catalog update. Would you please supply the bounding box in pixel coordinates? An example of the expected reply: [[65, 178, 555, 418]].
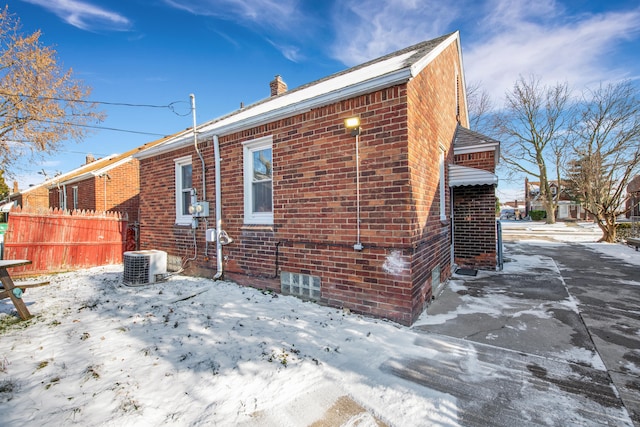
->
[[13, 181, 18, 194], [269, 75, 287, 97], [86, 153, 95, 164]]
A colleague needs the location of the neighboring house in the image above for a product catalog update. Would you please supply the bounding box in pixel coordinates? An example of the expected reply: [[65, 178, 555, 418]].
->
[[46, 135, 181, 224], [525, 178, 587, 220], [135, 32, 500, 325], [627, 175, 640, 219], [8, 180, 50, 211]]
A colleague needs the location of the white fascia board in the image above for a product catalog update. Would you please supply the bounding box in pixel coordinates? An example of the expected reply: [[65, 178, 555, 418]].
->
[[60, 157, 133, 186], [136, 64, 415, 160], [454, 142, 499, 155], [204, 70, 413, 138], [134, 132, 195, 159], [44, 154, 120, 189], [135, 34, 459, 160], [409, 32, 459, 77], [133, 129, 193, 160]]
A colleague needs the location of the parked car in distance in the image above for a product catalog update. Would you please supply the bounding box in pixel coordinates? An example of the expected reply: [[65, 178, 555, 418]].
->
[[500, 209, 517, 220]]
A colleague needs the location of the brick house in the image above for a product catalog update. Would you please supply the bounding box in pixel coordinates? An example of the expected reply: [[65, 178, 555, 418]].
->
[[627, 175, 640, 219], [135, 32, 499, 325], [524, 178, 588, 220], [7, 181, 50, 211], [450, 127, 499, 269], [47, 134, 181, 224]]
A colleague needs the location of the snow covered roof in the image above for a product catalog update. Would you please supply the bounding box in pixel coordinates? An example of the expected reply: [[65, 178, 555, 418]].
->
[[136, 32, 462, 159], [449, 164, 498, 187]]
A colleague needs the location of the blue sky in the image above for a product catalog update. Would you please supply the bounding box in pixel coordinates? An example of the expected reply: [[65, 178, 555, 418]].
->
[[9, 0, 640, 200]]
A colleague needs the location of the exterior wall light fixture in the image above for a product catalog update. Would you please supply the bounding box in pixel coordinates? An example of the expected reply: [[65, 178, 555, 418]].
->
[[344, 116, 363, 251], [344, 117, 361, 136]]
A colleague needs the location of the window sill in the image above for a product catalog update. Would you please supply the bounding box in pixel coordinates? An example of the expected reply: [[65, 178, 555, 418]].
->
[[242, 224, 274, 232]]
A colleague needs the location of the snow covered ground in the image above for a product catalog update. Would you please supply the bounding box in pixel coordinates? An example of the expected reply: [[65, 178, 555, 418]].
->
[[0, 266, 465, 426], [1, 222, 638, 426]]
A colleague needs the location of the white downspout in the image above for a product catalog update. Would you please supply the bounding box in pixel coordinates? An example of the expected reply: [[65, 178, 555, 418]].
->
[[213, 135, 224, 279], [190, 94, 206, 198], [354, 132, 363, 251]]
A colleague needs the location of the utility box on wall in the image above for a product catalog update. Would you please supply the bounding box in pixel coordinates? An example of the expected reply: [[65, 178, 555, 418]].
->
[[189, 201, 209, 217]]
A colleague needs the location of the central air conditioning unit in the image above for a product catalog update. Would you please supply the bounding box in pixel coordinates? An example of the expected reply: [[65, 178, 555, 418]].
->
[[123, 250, 167, 286]]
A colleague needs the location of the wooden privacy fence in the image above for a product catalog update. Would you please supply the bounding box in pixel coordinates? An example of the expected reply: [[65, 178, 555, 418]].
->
[[4, 206, 128, 277]]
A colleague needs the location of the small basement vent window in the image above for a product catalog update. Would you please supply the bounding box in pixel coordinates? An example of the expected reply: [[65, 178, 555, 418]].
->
[[432, 265, 443, 297], [281, 272, 320, 299]]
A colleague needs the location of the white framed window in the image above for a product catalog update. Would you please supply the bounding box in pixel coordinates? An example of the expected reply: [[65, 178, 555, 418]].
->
[[174, 155, 193, 225], [72, 186, 78, 210], [439, 145, 446, 221], [243, 136, 273, 225], [58, 188, 66, 210]]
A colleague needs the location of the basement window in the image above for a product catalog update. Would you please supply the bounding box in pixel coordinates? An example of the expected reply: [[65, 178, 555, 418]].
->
[[281, 272, 321, 299]]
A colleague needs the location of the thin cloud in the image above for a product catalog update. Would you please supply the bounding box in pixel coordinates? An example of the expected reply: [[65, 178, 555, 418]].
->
[[266, 39, 303, 63], [22, 0, 131, 31], [464, 1, 640, 102], [163, 0, 301, 32], [163, 0, 308, 61], [329, 0, 640, 105], [330, 0, 463, 66]]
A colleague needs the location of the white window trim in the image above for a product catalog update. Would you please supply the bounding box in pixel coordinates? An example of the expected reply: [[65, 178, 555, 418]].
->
[[174, 155, 193, 226], [72, 186, 78, 210], [58, 188, 66, 210], [439, 145, 446, 221], [243, 136, 273, 225]]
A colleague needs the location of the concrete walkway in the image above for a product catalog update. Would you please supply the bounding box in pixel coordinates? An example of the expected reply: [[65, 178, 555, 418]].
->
[[403, 239, 639, 426]]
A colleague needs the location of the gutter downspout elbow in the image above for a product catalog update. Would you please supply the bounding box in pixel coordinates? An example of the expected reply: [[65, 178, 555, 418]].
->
[[213, 135, 224, 280]]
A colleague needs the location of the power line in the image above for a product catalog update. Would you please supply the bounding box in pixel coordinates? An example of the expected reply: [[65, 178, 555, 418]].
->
[[1, 116, 168, 137], [0, 91, 192, 116]]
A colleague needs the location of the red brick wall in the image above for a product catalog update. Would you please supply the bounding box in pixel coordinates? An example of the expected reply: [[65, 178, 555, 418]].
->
[[139, 142, 217, 267], [76, 179, 97, 211], [453, 185, 497, 268], [452, 149, 497, 269], [101, 160, 141, 223], [138, 40, 469, 325], [48, 159, 141, 223], [454, 150, 496, 173], [18, 187, 49, 210], [404, 41, 465, 319], [218, 86, 421, 324]]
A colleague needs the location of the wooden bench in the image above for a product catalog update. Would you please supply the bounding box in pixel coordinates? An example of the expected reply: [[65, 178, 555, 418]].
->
[[1, 280, 50, 293], [627, 237, 640, 251], [0, 260, 50, 320]]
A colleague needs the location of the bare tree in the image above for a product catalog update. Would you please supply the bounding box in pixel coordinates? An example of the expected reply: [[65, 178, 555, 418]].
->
[[566, 81, 640, 243], [0, 6, 104, 173], [466, 81, 493, 135], [495, 75, 572, 223]]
